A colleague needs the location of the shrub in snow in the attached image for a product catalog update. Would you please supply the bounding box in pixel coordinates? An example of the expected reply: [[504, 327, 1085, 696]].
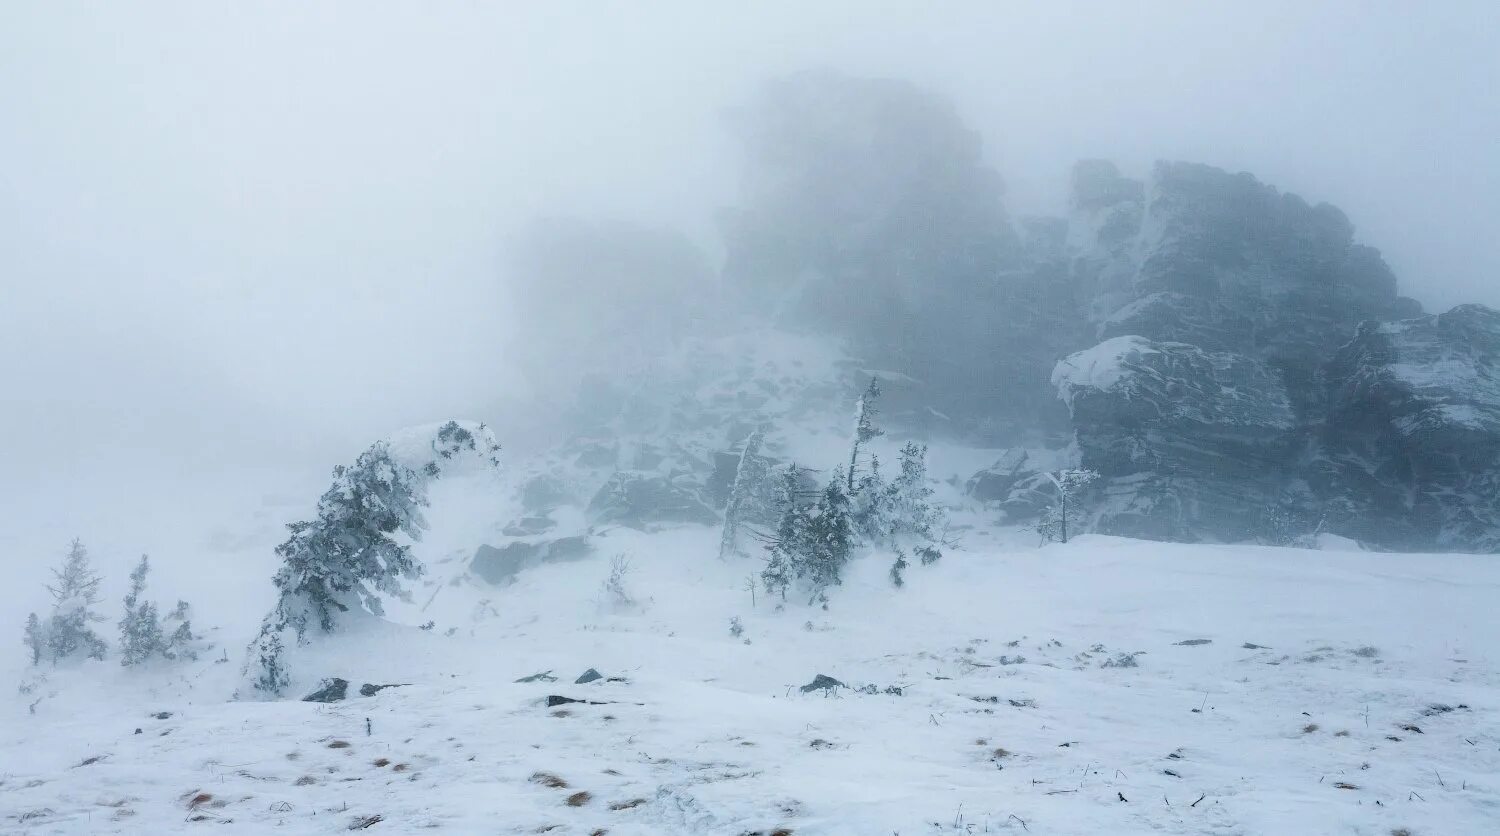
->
[[599, 554, 636, 611], [242, 421, 500, 697], [38, 539, 108, 664]]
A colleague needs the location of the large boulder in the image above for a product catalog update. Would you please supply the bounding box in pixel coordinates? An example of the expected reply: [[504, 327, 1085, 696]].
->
[[587, 471, 719, 529], [1318, 305, 1500, 551], [471, 536, 594, 585], [964, 449, 1053, 522], [1053, 336, 1296, 541]]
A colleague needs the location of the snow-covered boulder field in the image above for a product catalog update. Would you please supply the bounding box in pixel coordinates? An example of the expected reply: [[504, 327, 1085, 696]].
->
[[6, 533, 1499, 835]]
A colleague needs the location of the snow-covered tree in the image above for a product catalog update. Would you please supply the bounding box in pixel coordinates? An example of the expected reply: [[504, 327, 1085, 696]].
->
[[889, 548, 908, 588], [850, 452, 892, 544], [23, 612, 46, 666], [242, 422, 500, 697], [45, 539, 108, 663], [802, 468, 855, 598], [847, 377, 884, 493], [162, 600, 207, 661], [119, 556, 164, 666], [1037, 469, 1100, 545], [719, 427, 769, 560], [887, 441, 945, 559], [760, 465, 806, 602]]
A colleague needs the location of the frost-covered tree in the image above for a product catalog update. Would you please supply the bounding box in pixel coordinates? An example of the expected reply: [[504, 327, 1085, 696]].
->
[[851, 452, 892, 544], [45, 539, 108, 663], [802, 468, 855, 598], [242, 422, 499, 697], [23, 612, 46, 666], [760, 464, 806, 602], [887, 441, 944, 554], [162, 600, 207, 661], [244, 442, 427, 695], [1037, 469, 1100, 545], [888, 548, 908, 588], [847, 377, 884, 493], [119, 555, 164, 666], [719, 427, 769, 560]]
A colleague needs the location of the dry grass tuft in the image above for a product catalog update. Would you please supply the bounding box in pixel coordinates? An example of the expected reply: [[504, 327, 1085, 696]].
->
[[1334, 730, 1350, 737], [184, 792, 214, 810], [990, 747, 1012, 760], [609, 798, 647, 811], [530, 772, 568, 789], [565, 791, 593, 807], [1302, 723, 1320, 734], [327, 740, 352, 749], [294, 776, 317, 787], [372, 758, 390, 768]]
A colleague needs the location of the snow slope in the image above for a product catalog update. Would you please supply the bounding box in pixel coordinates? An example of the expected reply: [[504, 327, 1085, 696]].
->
[[5, 529, 1499, 835]]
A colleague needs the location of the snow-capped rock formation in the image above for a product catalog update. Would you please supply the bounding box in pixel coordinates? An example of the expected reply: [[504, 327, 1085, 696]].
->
[[1319, 304, 1500, 551], [1048, 161, 1500, 550], [1053, 336, 1296, 541]]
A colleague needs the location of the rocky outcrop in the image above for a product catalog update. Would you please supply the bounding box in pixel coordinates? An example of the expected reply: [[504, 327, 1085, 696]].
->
[[964, 449, 1054, 523], [471, 536, 594, 586], [1076, 161, 1421, 416], [1318, 305, 1500, 551], [1053, 336, 1297, 541], [1046, 161, 1500, 548], [587, 471, 719, 529]]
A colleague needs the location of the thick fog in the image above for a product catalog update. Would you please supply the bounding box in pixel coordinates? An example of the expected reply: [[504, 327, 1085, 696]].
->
[[2, 2, 1497, 600]]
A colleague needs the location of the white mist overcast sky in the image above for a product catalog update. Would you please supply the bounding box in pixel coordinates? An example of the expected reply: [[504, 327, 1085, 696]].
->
[[1, 2, 1497, 578]]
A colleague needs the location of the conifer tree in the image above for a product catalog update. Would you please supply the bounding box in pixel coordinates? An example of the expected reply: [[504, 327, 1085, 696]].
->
[[242, 422, 500, 697], [760, 464, 805, 601], [45, 539, 107, 663], [1037, 468, 1100, 544], [847, 377, 884, 493], [803, 468, 854, 597], [889, 548, 908, 588], [888, 441, 943, 550], [119, 555, 165, 666], [719, 427, 768, 560], [23, 613, 45, 666], [163, 600, 205, 661]]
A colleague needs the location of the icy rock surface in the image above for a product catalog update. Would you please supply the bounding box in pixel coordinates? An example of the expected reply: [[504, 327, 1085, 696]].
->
[[1319, 304, 1500, 550], [1054, 337, 1296, 541]]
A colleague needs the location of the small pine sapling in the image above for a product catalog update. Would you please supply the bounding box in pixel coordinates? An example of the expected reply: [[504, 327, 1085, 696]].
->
[[119, 555, 165, 666], [1037, 469, 1100, 544], [23, 613, 46, 666], [889, 549, 908, 588], [163, 600, 207, 661]]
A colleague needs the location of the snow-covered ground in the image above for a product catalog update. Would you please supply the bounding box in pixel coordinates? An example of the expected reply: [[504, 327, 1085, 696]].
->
[[5, 526, 1499, 835]]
